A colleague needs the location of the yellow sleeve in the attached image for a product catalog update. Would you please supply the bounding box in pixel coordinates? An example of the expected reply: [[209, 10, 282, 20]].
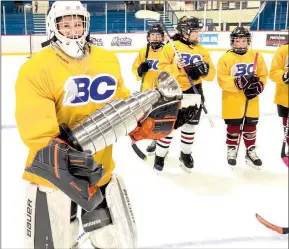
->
[[201, 48, 216, 82], [158, 43, 181, 78], [15, 64, 60, 153], [131, 49, 144, 81], [115, 75, 131, 99], [256, 54, 268, 86], [217, 55, 240, 93], [269, 48, 286, 85]]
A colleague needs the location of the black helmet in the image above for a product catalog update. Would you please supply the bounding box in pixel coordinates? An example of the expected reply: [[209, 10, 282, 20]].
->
[[230, 26, 251, 54], [175, 16, 203, 45], [176, 16, 203, 36], [147, 24, 164, 37], [147, 24, 164, 50]]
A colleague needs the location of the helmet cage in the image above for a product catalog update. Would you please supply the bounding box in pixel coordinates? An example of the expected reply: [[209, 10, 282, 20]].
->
[[46, 2, 90, 59], [230, 27, 252, 55]]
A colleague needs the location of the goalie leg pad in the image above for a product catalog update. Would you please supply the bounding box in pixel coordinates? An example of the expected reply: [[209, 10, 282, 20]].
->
[[25, 183, 79, 249], [89, 174, 137, 248]]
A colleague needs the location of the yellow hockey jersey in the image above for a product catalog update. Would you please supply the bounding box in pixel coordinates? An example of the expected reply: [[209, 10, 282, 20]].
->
[[132, 45, 162, 91], [269, 44, 289, 108], [217, 50, 268, 119], [158, 40, 216, 91], [15, 45, 131, 189]]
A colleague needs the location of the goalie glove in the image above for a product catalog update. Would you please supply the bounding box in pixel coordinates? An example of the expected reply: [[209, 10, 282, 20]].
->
[[129, 100, 180, 141], [26, 138, 105, 211]]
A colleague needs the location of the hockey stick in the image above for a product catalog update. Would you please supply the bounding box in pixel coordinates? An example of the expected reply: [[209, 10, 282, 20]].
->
[[256, 213, 289, 234], [73, 231, 90, 248], [281, 111, 289, 167], [141, 42, 150, 91], [135, 10, 214, 128], [281, 56, 289, 166], [131, 43, 151, 160], [236, 52, 259, 157]]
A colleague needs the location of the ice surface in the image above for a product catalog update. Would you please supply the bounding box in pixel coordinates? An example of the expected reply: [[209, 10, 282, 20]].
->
[[1, 52, 288, 248]]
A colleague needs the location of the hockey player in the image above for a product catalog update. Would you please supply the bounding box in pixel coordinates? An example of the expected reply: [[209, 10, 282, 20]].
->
[[15, 2, 191, 249], [132, 24, 165, 155], [217, 27, 268, 169], [155, 16, 216, 172], [269, 43, 289, 154], [132, 24, 165, 91]]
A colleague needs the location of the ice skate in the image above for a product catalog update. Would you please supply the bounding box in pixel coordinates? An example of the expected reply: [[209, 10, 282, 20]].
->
[[245, 145, 262, 170], [179, 152, 194, 173], [146, 140, 156, 155], [227, 145, 237, 169]]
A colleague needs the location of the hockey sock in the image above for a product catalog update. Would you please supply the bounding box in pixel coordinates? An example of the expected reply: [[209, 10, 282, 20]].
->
[[156, 131, 175, 157], [226, 125, 240, 146], [243, 124, 256, 148], [180, 124, 195, 154]]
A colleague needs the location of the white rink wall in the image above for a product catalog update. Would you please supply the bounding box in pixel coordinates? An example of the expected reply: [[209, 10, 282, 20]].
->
[[1, 31, 286, 127], [1, 31, 288, 54]]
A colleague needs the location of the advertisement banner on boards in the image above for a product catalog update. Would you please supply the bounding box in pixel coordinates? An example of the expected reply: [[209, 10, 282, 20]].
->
[[90, 33, 147, 50], [199, 33, 218, 45], [266, 34, 288, 47], [90, 37, 105, 47], [111, 36, 132, 46]]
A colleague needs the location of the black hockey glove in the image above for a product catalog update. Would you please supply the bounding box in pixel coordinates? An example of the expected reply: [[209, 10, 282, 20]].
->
[[26, 138, 105, 211], [282, 71, 289, 84], [137, 61, 150, 77], [174, 104, 199, 129], [186, 61, 210, 80], [234, 74, 260, 90], [244, 81, 264, 100]]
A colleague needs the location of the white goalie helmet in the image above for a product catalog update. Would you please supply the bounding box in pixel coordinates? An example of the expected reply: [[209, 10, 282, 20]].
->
[[46, 1, 90, 58]]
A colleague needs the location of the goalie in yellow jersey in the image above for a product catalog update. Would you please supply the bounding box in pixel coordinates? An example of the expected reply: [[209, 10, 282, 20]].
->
[[269, 43, 289, 160], [132, 24, 165, 155], [154, 16, 216, 172], [14, 2, 196, 249], [217, 27, 268, 169]]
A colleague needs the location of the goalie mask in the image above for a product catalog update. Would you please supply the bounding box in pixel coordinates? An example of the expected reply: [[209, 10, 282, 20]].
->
[[46, 1, 90, 59], [230, 26, 251, 55]]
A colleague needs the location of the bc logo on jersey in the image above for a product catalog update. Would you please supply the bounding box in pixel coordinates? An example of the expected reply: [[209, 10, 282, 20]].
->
[[147, 59, 159, 71], [63, 74, 117, 106], [180, 53, 202, 66], [232, 63, 254, 77]]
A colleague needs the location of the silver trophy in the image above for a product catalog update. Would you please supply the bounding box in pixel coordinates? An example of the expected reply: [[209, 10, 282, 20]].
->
[[60, 71, 182, 154]]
